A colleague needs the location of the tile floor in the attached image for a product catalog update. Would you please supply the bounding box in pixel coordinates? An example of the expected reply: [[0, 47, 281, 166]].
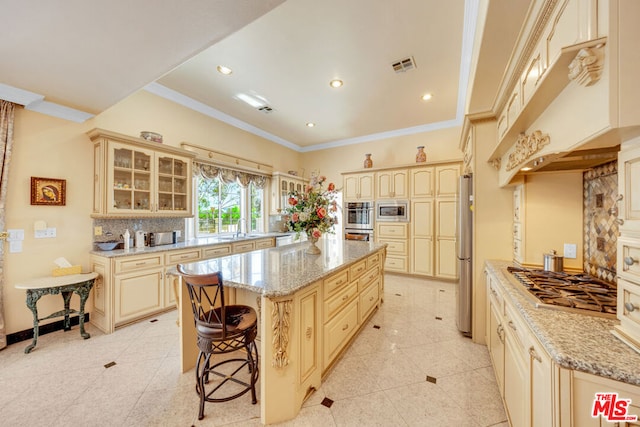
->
[[0, 274, 508, 426]]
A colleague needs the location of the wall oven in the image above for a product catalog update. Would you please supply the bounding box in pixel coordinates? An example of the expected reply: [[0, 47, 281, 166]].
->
[[375, 200, 409, 222], [344, 201, 373, 229]]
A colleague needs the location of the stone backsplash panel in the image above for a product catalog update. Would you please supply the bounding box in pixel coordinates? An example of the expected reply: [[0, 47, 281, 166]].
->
[[583, 161, 618, 283], [93, 217, 185, 245]]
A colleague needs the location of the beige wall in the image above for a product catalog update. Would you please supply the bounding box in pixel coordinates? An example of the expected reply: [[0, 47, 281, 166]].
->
[[522, 171, 584, 270]]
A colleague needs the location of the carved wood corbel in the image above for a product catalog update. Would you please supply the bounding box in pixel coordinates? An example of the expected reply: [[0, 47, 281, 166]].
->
[[568, 46, 604, 87], [271, 299, 292, 368], [505, 130, 550, 171], [488, 158, 501, 170]]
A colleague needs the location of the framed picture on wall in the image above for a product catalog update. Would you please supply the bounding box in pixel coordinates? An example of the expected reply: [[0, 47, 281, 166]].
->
[[30, 177, 66, 206]]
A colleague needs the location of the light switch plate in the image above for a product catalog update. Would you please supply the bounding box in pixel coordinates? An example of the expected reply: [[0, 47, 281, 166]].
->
[[564, 243, 577, 259], [94, 226, 103, 236]]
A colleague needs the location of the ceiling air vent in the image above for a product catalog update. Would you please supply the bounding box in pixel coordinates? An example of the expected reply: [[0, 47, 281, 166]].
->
[[258, 105, 274, 114], [392, 56, 417, 73]]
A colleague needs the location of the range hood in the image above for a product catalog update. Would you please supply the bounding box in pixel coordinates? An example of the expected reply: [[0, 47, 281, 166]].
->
[[518, 145, 620, 174]]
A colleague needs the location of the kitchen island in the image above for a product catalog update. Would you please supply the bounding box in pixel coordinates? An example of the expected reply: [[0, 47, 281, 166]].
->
[[174, 237, 387, 425]]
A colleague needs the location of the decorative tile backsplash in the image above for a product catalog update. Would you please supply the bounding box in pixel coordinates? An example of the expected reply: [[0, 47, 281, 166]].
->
[[583, 161, 618, 283], [93, 217, 185, 244]]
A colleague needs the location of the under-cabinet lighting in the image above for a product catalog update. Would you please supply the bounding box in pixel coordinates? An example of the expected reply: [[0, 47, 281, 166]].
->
[[520, 166, 533, 171]]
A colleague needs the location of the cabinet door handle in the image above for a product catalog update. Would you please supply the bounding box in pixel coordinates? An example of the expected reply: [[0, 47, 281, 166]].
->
[[135, 261, 146, 266], [342, 323, 349, 331], [342, 294, 349, 301], [529, 346, 542, 363], [507, 320, 517, 331], [624, 256, 638, 266], [625, 302, 638, 313], [497, 324, 504, 344]]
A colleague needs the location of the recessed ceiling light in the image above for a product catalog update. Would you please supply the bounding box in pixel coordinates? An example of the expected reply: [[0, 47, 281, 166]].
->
[[421, 93, 433, 101], [306, 122, 315, 128], [217, 65, 233, 75], [329, 79, 343, 88]]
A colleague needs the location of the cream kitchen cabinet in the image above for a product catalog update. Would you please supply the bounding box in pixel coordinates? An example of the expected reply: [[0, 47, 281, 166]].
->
[[435, 199, 458, 279], [376, 168, 408, 199], [271, 172, 308, 214], [377, 223, 408, 273], [343, 172, 375, 201], [410, 166, 434, 198], [295, 282, 321, 399], [435, 164, 460, 198], [88, 128, 195, 218], [615, 139, 640, 353], [411, 199, 433, 276], [164, 248, 201, 309], [485, 267, 554, 427]]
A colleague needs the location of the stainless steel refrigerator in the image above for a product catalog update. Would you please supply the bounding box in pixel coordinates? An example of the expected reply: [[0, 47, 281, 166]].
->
[[456, 174, 473, 337]]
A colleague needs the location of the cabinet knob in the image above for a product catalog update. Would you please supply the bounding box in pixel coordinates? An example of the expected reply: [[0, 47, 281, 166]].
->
[[625, 302, 638, 313], [507, 320, 517, 331], [624, 256, 638, 266], [342, 323, 349, 331]]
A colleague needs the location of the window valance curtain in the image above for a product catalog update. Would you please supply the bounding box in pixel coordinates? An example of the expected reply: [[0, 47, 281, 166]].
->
[[193, 162, 267, 189]]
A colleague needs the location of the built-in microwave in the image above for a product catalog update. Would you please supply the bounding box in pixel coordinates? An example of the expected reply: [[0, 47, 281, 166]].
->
[[375, 200, 409, 222]]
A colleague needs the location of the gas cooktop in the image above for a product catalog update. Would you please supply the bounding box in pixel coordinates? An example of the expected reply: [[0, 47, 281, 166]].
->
[[505, 266, 617, 318]]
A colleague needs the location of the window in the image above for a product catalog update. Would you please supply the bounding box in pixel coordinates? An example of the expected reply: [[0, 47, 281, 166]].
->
[[195, 165, 266, 236]]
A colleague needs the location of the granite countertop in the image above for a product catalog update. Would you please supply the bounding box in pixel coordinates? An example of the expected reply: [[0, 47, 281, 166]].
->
[[485, 260, 640, 386], [90, 231, 295, 258], [172, 237, 386, 298]]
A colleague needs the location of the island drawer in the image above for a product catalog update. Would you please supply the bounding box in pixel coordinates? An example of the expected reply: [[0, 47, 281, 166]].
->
[[367, 253, 380, 269], [358, 266, 378, 292], [165, 249, 201, 265], [324, 281, 358, 321], [349, 260, 367, 280], [324, 298, 359, 366], [359, 279, 379, 322], [115, 253, 163, 274], [324, 269, 349, 298], [202, 244, 231, 259]]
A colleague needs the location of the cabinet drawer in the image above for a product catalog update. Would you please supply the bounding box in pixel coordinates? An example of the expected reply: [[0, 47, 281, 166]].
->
[[384, 256, 407, 272], [367, 252, 380, 269], [202, 244, 231, 259], [349, 260, 367, 280], [165, 249, 201, 265], [232, 241, 255, 253], [324, 269, 349, 298], [254, 238, 275, 249], [324, 298, 359, 366], [618, 278, 640, 332], [377, 223, 408, 238], [487, 276, 504, 316], [324, 281, 358, 321], [359, 279, 379, 322], [115, 253, 163, 274], [358, 266, 378, 292], [620, 238, 640, 282], [504, 302, 527, 353], [378, 238, 407, 255]]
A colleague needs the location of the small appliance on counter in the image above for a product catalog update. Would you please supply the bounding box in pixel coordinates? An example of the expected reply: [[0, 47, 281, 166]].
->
[[148, 231, 177, 247], [135, 230, 146, 249]]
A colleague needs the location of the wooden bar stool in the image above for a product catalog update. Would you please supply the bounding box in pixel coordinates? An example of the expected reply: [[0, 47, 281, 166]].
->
[[177, 265, 259, 420]]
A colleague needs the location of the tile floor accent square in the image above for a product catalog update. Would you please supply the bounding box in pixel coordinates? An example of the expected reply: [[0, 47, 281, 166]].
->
[[321, 397, 334, 408]]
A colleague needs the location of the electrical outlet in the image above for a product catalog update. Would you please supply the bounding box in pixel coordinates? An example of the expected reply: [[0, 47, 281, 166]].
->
[[9, 240, 22, 253], [34, 228, 56, 239], [564, 243, 577, 259], [94, 226, 103, 236]]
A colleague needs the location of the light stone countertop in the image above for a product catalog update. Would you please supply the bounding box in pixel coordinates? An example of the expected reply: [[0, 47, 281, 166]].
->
[[90, 232, 294, 258], [170, 237, 386, 298], [486, 260, 640, 386]]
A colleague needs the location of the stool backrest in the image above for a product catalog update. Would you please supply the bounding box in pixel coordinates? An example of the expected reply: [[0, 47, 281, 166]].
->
[[177, 265, 228, 336]]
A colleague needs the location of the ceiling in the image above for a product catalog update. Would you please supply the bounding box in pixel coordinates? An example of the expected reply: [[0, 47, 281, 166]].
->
[[1, 0, 530, 151]]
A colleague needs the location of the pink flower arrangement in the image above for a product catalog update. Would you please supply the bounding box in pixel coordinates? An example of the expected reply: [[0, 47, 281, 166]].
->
[[285, 173, 338, 239]]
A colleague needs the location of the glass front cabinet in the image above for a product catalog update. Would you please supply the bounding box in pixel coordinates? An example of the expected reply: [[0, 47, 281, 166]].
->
[[89, 129, 195, 217]]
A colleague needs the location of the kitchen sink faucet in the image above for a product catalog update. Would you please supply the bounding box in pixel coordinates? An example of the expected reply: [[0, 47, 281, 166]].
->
[[235, 217, 246, 239]]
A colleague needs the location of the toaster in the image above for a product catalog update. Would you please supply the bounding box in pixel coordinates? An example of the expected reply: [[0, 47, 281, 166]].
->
[[148, 231, 176, 247]]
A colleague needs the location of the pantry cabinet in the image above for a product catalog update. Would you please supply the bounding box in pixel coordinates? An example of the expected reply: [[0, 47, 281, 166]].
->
[[88, 128, 195, 218], [411, 199, 433, 276]]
